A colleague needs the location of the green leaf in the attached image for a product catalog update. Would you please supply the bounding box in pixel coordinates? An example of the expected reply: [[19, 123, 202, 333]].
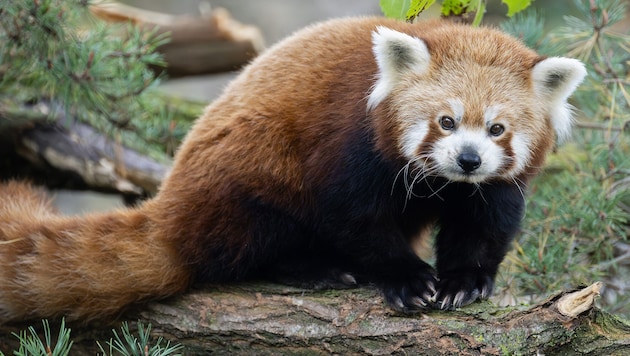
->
[[502, 0, 532, 17], [407, 0, 437, 21], [378, 0, 439, 21], [441, 0, 471, 16], [379, 0, 411, 20]]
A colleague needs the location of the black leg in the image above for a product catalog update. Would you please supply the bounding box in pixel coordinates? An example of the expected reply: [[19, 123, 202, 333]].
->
[[434, 182, 525, 309], [337, 224, 438, 312]]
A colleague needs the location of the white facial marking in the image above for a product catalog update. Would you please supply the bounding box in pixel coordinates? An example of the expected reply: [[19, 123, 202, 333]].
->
[[401, 102, 535, 183], [431, 128, 504, 183], [401, 120, 429, 160], [507, 133, 532, 177], [483, 105, 501, 125], [484, 105, 532, 177], [447, 98, 465, 121]]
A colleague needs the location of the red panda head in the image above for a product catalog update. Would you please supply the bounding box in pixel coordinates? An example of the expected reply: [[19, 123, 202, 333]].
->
[[367, 25, 586, 184]]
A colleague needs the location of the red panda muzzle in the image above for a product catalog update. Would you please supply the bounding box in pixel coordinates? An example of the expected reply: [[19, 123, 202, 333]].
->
[[456, 151, 482, 173]]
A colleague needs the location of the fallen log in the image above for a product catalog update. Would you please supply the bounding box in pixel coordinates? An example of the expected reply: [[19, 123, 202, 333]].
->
[[89, 1, 265, 77], [14, 120, 168, 195], [0, 101, 171, 197], [0, 92, 206, 197], [0, 282, 628, 354]]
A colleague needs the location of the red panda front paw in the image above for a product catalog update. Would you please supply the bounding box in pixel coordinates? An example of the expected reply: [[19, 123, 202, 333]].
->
[[381, 270, 438, 312], [434, 273, 494, 310]]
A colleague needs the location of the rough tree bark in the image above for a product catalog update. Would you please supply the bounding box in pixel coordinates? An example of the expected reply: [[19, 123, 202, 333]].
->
[[0, 282, 628, 355]]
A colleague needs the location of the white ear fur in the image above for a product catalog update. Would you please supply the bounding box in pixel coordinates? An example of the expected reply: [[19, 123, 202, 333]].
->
[[532, 57, 587, 142], [367, 26, 431, 110]]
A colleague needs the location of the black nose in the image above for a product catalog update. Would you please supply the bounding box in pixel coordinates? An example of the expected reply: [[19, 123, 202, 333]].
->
[[457, 152, 482, 172]]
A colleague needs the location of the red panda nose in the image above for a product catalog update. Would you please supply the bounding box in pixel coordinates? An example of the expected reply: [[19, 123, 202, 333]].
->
[[457, 152, 482, 172]]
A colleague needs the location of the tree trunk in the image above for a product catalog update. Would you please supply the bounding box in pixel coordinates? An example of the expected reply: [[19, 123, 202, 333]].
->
[[0, 282, 628, 355]]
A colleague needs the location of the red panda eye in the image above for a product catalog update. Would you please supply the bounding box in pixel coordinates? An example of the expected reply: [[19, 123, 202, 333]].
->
[[489, 124, 505, 136], [440, 116, 455, 131]]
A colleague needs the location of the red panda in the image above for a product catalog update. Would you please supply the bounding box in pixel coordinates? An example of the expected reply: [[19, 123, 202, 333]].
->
[[0, 17, 586, 322]]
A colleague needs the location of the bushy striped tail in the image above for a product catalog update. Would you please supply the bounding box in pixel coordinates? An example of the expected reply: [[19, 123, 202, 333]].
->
[[0, 181, 191, 322]]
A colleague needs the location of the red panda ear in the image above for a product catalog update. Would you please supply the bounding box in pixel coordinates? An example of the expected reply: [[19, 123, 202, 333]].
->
[[532, 57, 587, 142], [368, 26, 431, 110]]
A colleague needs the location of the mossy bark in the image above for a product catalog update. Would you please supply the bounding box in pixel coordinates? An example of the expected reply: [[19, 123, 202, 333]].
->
[[1, 283, 628, 355]]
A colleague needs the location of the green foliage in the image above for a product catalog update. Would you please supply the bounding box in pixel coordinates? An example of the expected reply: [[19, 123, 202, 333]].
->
[[406, 0, 437, 20], [554, 0, 630, 122], [441, 0, 472, 16], [498, 0, 630, 317], [9, 319, 72, 356], [379, 0, 412, 20], [0, 0, 198, 160], [379, 0, 533, 24], [505, 142, 627, 291], [499, 8, 560, 55], [0, 320, 183, 356], [502, 0, 532, 17], [97, 322, 183, 356]]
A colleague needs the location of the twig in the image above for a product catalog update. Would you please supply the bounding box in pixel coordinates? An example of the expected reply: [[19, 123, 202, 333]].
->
[[574, 121, 630, 132]]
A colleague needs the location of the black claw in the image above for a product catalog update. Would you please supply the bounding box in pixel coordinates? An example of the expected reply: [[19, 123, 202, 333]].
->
[[381, 271, 437, 312], [409, 296, 427, 308], [339, 272, 357, 286], [433, 272, 495, 310], [384, 291, 406, 312]]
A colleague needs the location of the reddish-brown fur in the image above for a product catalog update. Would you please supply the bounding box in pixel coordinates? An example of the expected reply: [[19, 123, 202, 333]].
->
[[0, 18, 577, 322], [0, 182, 190, 321], [156, 18, 549, 267]]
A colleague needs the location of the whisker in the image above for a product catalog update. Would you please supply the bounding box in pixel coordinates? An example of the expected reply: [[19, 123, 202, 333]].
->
[[420, 164, 448, 200], [426, 177, 449, 201], [391, 161, 411, 196], [472, 183, 488, 205], [407, 168, 428, 200], [391, 157, 423, 195], [511, 176, 527, 202], [390, 147, 444, 205]]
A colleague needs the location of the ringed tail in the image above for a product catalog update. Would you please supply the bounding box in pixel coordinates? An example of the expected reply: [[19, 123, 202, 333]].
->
[[0, 181, 190, 322]]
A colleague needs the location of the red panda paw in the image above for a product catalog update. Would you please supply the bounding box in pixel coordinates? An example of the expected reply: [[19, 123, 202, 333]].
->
[[380, 269, 438, 313], [267, 264, 359, 290], [306, 269, 358, 290], [434, 273, 495, 310]]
